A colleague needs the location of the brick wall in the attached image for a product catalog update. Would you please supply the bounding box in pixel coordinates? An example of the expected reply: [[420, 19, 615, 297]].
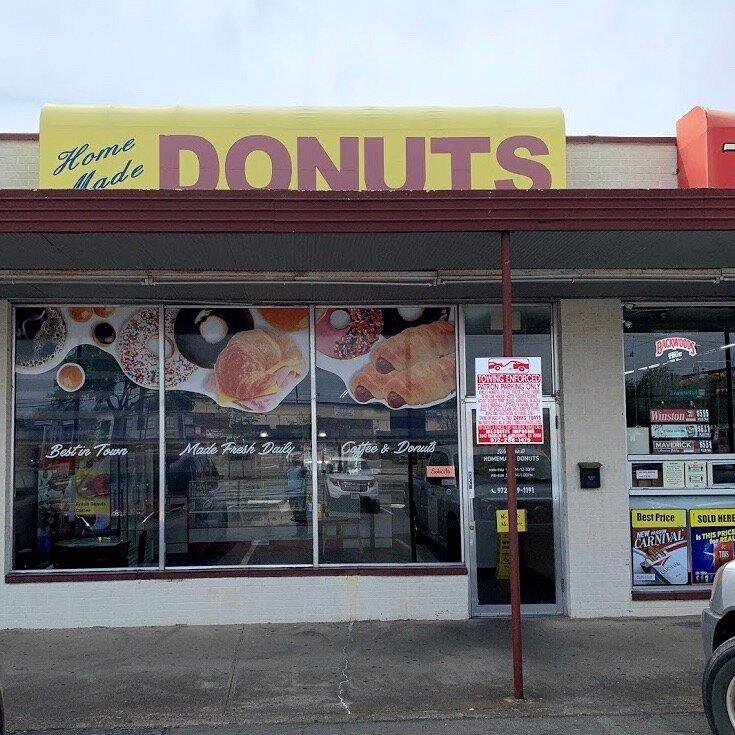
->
[[0, 138, 38, 188], [566, 140, 677, 189], [558, 299, 704, 618], [0, 137, 679, 190], [0, 575, 470, 630]]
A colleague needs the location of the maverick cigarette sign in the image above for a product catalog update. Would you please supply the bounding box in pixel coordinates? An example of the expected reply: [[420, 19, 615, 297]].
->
[[39, 105, 566, 191]]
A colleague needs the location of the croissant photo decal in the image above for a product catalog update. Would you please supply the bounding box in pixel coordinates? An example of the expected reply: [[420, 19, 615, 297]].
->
[[318, 307, 456, 410], [214, 329, 306, 411]]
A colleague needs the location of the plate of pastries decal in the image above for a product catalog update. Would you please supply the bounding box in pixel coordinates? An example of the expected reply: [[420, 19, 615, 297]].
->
[[170, 307, 309, 413], [15, 306, 310, 414], [315, 306, 456, 410]]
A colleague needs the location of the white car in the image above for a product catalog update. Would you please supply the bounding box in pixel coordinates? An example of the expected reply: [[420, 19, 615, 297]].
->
[[702, 560, 735, 733], [323, 458, 380, 513]]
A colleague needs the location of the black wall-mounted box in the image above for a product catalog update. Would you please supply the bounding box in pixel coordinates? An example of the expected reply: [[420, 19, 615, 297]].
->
[[578, 462, 602, 489]]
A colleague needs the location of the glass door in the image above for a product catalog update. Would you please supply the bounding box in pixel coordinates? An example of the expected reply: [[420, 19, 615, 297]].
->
[[465, 403, 562, 615]]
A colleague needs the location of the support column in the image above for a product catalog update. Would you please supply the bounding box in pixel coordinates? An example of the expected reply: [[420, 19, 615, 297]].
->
[[558, 299, 631, 617]]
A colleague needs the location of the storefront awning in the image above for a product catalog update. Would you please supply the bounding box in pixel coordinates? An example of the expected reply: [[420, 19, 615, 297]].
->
[[2, 189, 735, 301]]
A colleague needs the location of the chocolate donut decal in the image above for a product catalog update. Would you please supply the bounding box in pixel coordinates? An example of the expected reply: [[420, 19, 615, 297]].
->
[[174, 308, 254, 369]]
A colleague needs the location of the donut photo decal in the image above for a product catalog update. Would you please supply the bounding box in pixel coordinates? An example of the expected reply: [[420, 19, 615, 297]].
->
[[14, 305, 199, 389], [316, 306, 456, 410], [166, 307, 309, 413]]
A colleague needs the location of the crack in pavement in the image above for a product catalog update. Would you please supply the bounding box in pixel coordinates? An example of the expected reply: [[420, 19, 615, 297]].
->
[[338, 620, 355, 715], [223, 624, 246, 715]]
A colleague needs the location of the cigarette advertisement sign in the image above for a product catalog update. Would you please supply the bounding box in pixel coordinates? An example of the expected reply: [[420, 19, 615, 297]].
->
[[690, 508, 735, 584], [39, 105, 566, 191], [475, 357, 543, 445], [631, 509, 689, 586], [649, 408, 709, 423]]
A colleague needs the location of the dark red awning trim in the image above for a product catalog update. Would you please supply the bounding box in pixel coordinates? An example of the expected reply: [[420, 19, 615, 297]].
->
[[0, 188, 733, 233]]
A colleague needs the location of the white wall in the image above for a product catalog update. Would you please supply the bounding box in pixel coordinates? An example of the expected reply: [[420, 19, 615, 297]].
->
[[0, 139, 38, 188], [0, 575, 469, 630], [566, 140, 677, 189], [558, 299, 705, 618]]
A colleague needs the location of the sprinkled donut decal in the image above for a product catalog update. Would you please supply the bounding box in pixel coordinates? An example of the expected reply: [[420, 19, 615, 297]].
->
[[118, 308, 196, 389]]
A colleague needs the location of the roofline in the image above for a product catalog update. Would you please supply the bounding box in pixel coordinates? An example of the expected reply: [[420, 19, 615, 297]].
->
[[0, 133, 39, 141], [0, 188, 732, 233], [566, 135, 675, 144], [0, 133, 677, 145]]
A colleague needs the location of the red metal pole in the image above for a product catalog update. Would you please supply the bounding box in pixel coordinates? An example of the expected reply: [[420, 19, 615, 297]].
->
[[501, 230, 524, 700]]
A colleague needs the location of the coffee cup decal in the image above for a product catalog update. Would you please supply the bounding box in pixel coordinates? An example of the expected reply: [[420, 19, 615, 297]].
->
[[56, 363, 85, 392]]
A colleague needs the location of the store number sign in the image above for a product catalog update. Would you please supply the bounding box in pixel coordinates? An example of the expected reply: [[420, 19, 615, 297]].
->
[[475, 357, 543, 445]]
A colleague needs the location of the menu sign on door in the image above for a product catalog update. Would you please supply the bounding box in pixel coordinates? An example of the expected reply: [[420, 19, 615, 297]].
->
[[475, 357, 543, 445]]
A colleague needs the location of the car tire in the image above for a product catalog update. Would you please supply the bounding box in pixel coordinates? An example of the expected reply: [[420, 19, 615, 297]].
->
[[704, 636, 735, 734]]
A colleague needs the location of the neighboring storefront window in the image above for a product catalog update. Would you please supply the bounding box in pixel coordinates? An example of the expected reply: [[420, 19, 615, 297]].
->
[[464, 306, 554, 395], [624, 306, 735, 589], [12, 304, 462, 570], [13, 306, 159, 569], [315, 306, 460, 563], [164, 307, 312, 566], [624, 306, 733, 455]]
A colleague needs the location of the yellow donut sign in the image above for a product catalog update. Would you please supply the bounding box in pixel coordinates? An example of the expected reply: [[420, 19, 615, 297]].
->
[[39, 105, 566, 191]]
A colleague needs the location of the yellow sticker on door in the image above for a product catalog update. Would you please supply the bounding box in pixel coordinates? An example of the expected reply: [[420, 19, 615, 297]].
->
[[496, 509, 527, 533]]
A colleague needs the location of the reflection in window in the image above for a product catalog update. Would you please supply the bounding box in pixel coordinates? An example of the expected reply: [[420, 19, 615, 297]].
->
[[624, 307, 735, 455], [164, 307, 312, 566], [315, 307, 460, 563], [464, 306, 554, 395], [13, 306, 159, 569]]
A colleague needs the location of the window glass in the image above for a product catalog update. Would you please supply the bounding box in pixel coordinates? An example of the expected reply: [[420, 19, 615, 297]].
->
[[164, 307, 312, 565], [315, 306, 460, 563], [624, 307, 735, 455], [464, 306, 553, 395], [13, 306, 159, 569]]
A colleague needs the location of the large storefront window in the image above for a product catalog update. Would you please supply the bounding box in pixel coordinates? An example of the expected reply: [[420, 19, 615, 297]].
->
[[12, 304, 462, 571], [13, 306, 159, 569], [164, 307, 312, 566], [315, 306, 460, 563], [624, 306, 735, 590]]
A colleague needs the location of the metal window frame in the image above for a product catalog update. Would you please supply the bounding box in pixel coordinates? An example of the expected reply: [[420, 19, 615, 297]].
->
[[458, 302, 563, 617]]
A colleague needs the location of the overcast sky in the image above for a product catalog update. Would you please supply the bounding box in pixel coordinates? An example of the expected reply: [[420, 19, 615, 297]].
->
[[3, 1, 735, 135]]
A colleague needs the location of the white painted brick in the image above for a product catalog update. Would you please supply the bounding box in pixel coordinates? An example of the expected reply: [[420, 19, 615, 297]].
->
[[0, 575, 469, 630], [566, 141, 678, 189], [0, 140, 38, 188]]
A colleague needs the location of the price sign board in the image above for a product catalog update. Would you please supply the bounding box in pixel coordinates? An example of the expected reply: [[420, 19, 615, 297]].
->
[[475, 357, 543, 445]]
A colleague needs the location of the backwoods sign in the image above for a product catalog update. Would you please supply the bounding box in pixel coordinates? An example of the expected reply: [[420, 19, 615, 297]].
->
[[39, 105, 566, 191], [655, 336, 697, 357]]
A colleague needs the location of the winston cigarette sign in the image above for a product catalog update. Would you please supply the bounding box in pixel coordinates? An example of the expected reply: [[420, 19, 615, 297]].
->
[[39, 105, 566, 191]]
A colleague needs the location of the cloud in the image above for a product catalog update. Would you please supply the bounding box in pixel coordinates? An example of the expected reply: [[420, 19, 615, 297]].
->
[[1, 0, 735, 133]]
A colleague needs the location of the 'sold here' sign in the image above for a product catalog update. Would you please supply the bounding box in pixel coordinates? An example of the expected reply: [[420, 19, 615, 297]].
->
[[475, 357, 543, 445]]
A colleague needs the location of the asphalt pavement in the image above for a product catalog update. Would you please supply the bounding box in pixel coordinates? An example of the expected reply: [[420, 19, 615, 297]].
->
[[0, 616, 708, 734]]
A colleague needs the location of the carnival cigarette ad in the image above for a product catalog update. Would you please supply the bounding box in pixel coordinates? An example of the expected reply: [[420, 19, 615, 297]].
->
[[631, 509, 689, 586]]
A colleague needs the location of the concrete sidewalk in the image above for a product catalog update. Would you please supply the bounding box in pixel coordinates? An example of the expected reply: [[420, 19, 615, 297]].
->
[[0, 617, 707, 733]]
